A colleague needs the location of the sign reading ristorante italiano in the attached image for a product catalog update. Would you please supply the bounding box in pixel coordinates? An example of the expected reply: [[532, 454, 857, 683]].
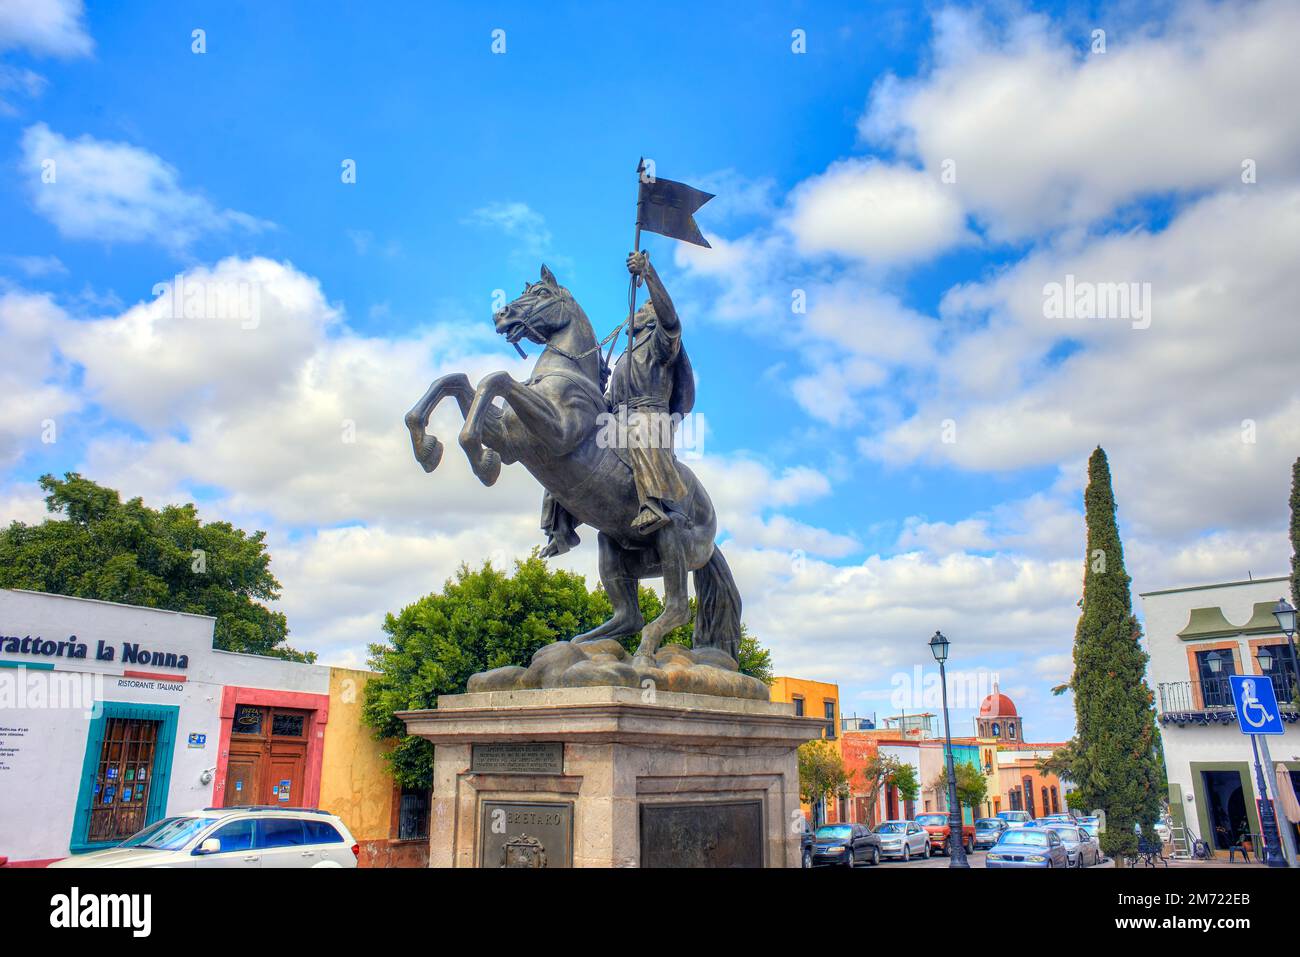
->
[[0, 634, 190, 670]]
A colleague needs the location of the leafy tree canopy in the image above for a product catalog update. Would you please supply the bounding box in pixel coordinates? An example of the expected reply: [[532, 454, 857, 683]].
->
[[363, 552, 775, 788], [0, 473, 311, 661]]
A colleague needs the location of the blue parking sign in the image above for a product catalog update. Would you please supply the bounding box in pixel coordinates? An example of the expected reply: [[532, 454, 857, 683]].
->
[[1228, 675, 1285, 735]]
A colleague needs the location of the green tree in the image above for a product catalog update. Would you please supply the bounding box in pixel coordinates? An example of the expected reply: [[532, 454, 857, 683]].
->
[[857, 753, 903, 824], [1064, 448, 1163, 858], [1290, 456, 1300, 613], [798, 738, 850, 825], [363, 553, 776, 787], [890, 761, 919, 806], [932, 760, 989, 815], [0, 473, 311, 661]]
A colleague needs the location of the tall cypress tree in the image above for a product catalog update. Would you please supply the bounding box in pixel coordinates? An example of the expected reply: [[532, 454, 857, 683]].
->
[[1289, 457, 1300, 608], [1069, 447, 1163, 857]]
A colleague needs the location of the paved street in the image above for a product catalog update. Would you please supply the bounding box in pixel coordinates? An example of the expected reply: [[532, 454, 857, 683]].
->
[[818, 850, 1126, 869]]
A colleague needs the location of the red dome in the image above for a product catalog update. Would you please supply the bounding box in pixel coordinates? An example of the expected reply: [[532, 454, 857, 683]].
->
[[979, 692, 1017, 717]]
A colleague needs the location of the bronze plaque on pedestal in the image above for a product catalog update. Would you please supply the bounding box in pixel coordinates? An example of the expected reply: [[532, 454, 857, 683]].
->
[[479, 801, 573, 868], [639, 800, 764, 868], [471, 742, 564, 774]]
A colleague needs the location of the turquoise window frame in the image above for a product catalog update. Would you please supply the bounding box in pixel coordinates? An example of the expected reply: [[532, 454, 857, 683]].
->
[[70, 701, 180, 854]]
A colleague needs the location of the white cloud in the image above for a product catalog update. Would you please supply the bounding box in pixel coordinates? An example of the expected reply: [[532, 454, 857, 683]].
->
[[0, 0, 92, 58], [786, 158, 971, 263], [20, 124, 271, 251], [0, 290, 79, 467], [862, 1, 1300, 238], [0, 64, 47, 114]]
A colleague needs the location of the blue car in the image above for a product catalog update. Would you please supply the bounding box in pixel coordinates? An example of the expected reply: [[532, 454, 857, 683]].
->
[[985, 827, 1069, 868]]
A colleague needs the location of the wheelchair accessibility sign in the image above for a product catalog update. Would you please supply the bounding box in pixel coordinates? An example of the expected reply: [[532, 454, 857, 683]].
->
[[1228, 675, 1284, 735]]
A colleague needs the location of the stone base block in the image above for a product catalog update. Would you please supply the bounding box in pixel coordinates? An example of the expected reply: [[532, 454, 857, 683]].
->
[[397, 686, 824, 868]]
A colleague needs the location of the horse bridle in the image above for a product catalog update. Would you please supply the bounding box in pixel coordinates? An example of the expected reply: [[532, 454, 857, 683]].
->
[[505, 290, 628, 363]]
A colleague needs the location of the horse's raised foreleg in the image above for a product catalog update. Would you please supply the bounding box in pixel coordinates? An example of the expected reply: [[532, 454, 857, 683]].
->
[[460, 371, 582, 486], [633, 521, 691, 661], [404, 373, 475, 473], [572, 533, 645, 643]]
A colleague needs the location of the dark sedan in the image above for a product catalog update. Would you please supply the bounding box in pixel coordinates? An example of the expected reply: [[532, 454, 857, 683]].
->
[[974, 817, 1010, 849], [812, 823, 882, 867]]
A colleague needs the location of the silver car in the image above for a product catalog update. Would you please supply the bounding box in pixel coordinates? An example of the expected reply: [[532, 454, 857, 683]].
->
[[48, 807, 359, 868], [875, 820, 931, 861], [1047, 824, 1101, 867], [985, 827, 1069, 868]]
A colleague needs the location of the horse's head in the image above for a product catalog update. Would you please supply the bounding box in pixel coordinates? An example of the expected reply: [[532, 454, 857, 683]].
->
[[495, 264, 582, 347]]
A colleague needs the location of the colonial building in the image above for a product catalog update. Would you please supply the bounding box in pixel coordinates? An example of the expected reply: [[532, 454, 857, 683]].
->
[[1139, 576, 1300, 860], [0, 588, 428, 866]]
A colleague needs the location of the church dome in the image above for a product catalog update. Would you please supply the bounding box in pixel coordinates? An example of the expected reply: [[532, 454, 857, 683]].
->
[[979, 689, 1018, 717]]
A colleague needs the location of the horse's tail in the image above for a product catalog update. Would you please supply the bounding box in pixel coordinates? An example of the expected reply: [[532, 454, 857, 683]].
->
[[693, 546, 742, 661]]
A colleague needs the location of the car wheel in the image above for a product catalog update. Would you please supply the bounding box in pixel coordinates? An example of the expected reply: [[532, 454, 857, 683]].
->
[[802, 848, 812, 869], [871, 847, 880, 866], [847, 849, 856, 868], [923, 840, 931, 859], [902, 845, 910, 862]]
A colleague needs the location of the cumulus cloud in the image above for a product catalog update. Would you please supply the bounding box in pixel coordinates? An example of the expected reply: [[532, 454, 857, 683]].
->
[[786, 159, 971, 263], [20, 124, 271, 251], [0, 0, 92, 58], [861, 0, 1300, 238]]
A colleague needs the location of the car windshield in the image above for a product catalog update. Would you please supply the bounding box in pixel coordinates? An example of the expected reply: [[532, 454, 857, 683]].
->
[[1049, 827, 1081, 841], [876, 823, 906, 834], [117, 816, 215, 850], [998, 830, 1049, 846], [914, 815, 946, 825], [996, 812, 1024, 820], [975, 819, 1001, 829], [816, 826, 852, 839]]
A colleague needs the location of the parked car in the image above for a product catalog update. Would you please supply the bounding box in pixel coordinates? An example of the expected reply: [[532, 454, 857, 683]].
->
[[800, 818, 814, 868], [1047, 824, 1101, 867], [995, 810, 1033, 829], [985, 827, 1069, 868], [812, 823, 881, 867], [913, 812, 975, 855], [875, 820, 931, 861], [974, 817, 1010, 849], [1075, 816, 1101, 839], [48, 807, 359, 869]]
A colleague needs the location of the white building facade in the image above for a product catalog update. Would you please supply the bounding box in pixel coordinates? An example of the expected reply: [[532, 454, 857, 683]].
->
[[0, 589, 332, 865], [1139, 576, 1300, 860]]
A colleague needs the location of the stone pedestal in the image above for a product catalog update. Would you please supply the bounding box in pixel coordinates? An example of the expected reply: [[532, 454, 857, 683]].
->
[[397, 686, 822, 868]]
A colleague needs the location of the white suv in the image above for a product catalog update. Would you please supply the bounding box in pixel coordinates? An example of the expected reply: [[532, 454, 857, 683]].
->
[[49, 807, 359, 868]]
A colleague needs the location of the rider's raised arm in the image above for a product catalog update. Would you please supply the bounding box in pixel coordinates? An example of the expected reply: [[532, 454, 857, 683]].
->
[[641, 255, 680, 334]]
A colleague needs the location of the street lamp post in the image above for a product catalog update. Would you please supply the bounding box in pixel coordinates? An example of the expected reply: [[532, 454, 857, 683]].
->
[[929, 630, 970, 868], [1270, 598, 1300, 707]]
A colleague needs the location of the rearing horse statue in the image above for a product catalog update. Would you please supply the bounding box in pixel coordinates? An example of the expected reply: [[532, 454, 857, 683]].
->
[[403, 264, 742, 662]]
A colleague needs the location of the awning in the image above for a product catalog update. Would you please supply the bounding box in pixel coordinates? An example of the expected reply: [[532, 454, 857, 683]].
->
[[1276, 764, 1300, 825]]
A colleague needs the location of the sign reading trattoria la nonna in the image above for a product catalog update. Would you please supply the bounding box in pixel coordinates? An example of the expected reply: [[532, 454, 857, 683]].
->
[[0, 633, 190, 670]]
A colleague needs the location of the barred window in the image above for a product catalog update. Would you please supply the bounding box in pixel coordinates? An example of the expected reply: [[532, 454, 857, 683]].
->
[[397, 787, 430, 840]]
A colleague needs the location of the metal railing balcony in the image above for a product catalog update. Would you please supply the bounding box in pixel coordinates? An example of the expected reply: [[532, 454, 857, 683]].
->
[[1157, 674, 1300, 726]]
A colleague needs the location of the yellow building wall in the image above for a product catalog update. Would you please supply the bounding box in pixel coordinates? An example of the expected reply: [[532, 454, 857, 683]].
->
[[771, 676, 843, 823], [318, 667, 393, 843], [770, 676, 840, 739]]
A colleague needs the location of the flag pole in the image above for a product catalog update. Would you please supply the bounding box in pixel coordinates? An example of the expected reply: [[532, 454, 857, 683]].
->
[[624, 158, 646, 383]]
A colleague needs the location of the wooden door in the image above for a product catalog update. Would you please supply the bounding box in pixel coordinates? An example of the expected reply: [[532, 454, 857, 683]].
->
[[223, 704, 311, 807], [225, 752, 262, 807]]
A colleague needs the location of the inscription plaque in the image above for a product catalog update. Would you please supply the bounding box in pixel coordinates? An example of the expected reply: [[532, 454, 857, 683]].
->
[[471, 742, 564, 774], [479, 801, 573, 868], [639, 800, 764, 868]]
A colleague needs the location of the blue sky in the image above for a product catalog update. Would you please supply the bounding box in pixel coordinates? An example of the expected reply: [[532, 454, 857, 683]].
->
[[4, 1, 1300, 742]]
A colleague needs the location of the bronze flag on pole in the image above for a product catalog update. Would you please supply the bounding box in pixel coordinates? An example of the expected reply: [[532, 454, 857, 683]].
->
[[637, 175, 714, 248]]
